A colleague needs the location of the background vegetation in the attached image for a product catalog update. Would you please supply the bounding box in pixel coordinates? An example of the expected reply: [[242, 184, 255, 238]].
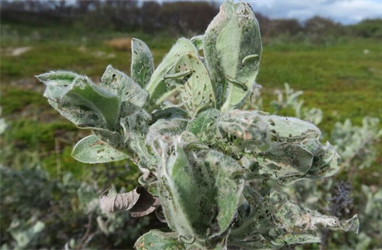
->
[[1, 1, 381, 249]]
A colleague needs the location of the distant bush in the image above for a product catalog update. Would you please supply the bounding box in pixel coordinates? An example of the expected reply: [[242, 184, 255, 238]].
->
[[349, 19, 382, 38], [0, 0, 218, 35], [1, 0, 381, 41]]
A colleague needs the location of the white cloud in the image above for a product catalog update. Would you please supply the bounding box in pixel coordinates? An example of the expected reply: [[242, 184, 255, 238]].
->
[[248, 0, 382, 24], [160, 0, 382, 24]]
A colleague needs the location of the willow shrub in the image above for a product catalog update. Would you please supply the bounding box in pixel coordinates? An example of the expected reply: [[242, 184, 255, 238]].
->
[[36, 1, 359, 249]]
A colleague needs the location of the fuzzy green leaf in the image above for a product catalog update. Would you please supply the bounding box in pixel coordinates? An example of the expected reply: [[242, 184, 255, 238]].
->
[[72, 135, 128, 163], [187, 108, 221, 144], [203, 0, 262, 110], [203, 1, 235, 108], [218, 110, 270, 152], [166, 53, 215, 116], [191, 35, 204, 50], [146, 38, 197, 107], [146, 119, 187, 157], [264, 115, 320, 138], [230, 188, 358, 248], [217, 2, 262, 111], [36, 70, 78, 84], [151, 107, 189, 125], [270, 191, 359, 234], [134, 230, 185, 250], [131, 38, 154, 88], [36, 71, 78, 100], [188, 109, 270, 161], [91, 128, 125, 149], [120, 110, 156, 170], [38, 72, 120, 130], [242, 114, 340, 185], [158, 145, 244, 241], [101, 65, 148, 113]]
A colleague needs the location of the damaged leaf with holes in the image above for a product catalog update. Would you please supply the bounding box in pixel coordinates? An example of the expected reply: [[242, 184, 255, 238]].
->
[[37, 0, 359, 249]]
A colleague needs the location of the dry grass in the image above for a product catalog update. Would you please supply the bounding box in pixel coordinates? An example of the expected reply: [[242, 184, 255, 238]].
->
[[104, 37, 131, 51]]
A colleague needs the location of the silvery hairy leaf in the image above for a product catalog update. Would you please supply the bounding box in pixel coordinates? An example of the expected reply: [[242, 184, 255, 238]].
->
[[247, 115, 340, 185], [191, 35, 204, 51], [165, 53, 215, 117], [151, 107, 189, 125], [188, 109, 341, 185], [37, 71, 120, 130], [131, 38, 155, 88], [203, 0, 262, 110], [135, 230, 185, 250], [157, 143, 244, 241], [72, 135, 128, 164], [146, 38, 198, 107], [229, 188, 359, 248], [101, 65, 148, 114]]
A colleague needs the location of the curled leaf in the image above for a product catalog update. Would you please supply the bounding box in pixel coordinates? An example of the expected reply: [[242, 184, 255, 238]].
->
[[130, 187, 160, 217], [100, 186, 159, 217], [191, 35, 204, 51], [37, 73, 120, 130], [36, 70, 78, 88], [100, 188, 140, 213]]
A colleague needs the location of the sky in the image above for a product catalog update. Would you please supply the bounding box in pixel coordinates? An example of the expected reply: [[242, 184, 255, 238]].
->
[[159, 0, 382, 24]]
